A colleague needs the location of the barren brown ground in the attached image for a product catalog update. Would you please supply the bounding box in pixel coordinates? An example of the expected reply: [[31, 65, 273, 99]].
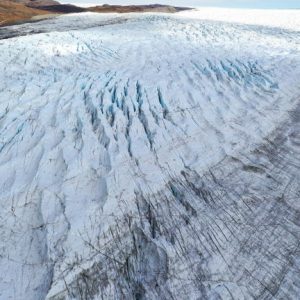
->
[[0, 0, 52, 26]]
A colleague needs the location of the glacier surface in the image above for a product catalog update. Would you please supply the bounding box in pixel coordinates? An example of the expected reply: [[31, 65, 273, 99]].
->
[[0, 9, 300, 300]]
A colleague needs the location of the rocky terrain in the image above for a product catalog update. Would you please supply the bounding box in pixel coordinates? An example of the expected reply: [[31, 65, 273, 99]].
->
[[0, 8, 300, 300]]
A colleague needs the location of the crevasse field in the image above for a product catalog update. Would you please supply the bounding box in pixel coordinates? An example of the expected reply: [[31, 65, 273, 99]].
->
[[0, 8, 300, 300]]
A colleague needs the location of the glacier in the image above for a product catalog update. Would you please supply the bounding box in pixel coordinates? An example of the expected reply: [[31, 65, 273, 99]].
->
[[0, 9, 300, 300]]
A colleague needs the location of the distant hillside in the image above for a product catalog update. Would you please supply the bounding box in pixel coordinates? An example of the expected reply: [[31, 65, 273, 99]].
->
[[37, 4, 85, 13], [88, 4, 191, 14], [0, 0, 51, 26], [12, 0, 60, 8], [0, 1, 191, 27], [36, 4, 191, 14]]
